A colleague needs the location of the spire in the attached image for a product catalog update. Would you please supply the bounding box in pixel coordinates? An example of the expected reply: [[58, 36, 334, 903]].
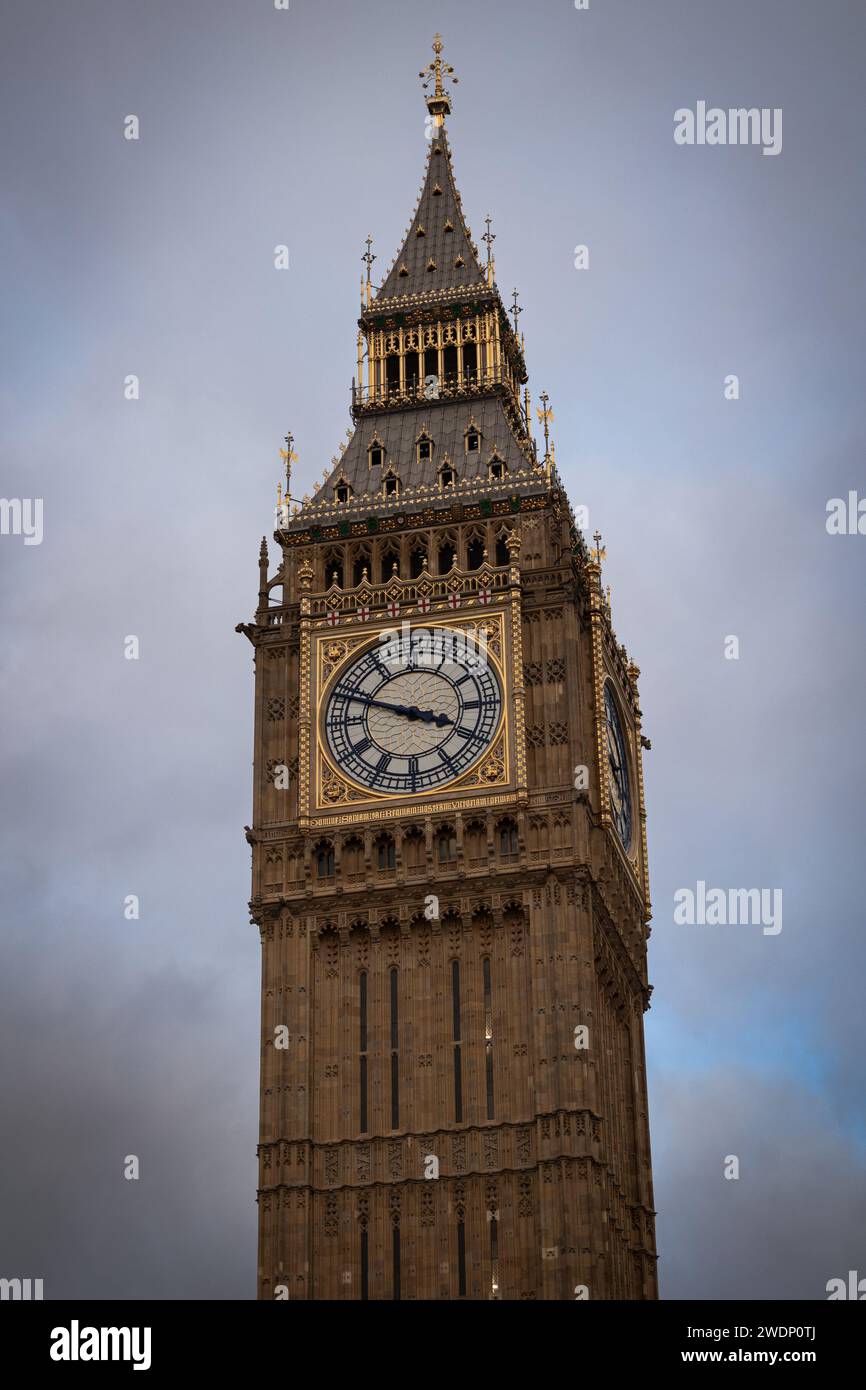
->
[[374, 37, 484, 302], [375, 137, 486, 302]]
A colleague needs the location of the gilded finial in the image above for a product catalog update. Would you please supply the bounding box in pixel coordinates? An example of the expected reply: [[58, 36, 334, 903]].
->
[[591, 531, 607, 565], [279, 432, 298, 499], [483, 215, 496, 285], [362, 235, 376, 307], [420, 34, 458, 128], [510, 287, 522, 336], [537, 392, 554, 468]]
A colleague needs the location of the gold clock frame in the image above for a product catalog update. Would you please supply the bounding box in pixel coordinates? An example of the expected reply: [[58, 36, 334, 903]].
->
[[303, 610, 516, 821]]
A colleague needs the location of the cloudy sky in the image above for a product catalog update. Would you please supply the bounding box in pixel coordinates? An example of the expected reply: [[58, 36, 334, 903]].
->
[[1, 0, 864, 1299]]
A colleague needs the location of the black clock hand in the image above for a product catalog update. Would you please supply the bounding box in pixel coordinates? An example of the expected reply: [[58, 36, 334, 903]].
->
[[336, 690, 452, 726], [404, 705, 453, 727]]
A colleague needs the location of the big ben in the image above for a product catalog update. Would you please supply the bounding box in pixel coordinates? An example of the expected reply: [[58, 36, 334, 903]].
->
[[239, 37, 658, 1301]]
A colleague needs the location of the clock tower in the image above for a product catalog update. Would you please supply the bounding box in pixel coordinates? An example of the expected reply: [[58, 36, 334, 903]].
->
[[239, 36, 658, 1300]]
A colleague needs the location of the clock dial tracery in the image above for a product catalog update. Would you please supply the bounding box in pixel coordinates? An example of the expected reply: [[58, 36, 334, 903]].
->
[[323, 628, 503, 795]]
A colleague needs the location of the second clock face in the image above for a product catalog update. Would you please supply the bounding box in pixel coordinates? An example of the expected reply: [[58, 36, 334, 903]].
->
[[323, 629, 503, 795], [603, 681, 632, 850]]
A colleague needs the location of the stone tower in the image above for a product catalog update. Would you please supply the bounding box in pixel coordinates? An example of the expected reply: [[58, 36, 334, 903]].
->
[[239, 36, 658, 1301]]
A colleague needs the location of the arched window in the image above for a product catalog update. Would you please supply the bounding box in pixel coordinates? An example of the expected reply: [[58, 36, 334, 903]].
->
[[497, 818, 519, 858], [403, 826, 425, 872], [438, 539, 456, 574], [380, 546, 400, 581], [342, 835, 364, 880], [386, 354, 400, 397], [352, 549, 371, 587], [315, 840, 335, 878], [466, 534, 485, 570], [463, 342, 478, 383], [323, 551, 344, 589], [410, 543, 427, 578], [465, 819, 487, 867], [436, 826, 458, 864], [375, 833, 396, 872], [495, 532, 510, 566]]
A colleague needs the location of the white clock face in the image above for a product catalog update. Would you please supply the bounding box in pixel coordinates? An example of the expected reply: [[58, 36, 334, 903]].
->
[[323, 628, 503, 795]]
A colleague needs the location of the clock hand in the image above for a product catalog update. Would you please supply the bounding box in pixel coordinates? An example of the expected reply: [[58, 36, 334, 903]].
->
[[336, 691, 452, 725], [404, 704, 453, 727]]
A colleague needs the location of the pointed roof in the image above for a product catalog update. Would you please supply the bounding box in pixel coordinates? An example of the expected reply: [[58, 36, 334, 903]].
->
[[309, 396, 534, 506], [375, 128, 488, 304]]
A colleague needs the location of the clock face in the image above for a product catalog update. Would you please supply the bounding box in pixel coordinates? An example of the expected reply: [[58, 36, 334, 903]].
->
[[603, 682, 632, 850], [323, 628, 503, 795]]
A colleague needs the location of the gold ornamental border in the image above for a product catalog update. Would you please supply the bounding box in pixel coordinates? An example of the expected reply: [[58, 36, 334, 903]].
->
[[312, 612, 511, 812]]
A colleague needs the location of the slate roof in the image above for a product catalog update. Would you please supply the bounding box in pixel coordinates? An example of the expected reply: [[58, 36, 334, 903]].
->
[[374, 128, 487, 303], [309, 397, 533, 507]]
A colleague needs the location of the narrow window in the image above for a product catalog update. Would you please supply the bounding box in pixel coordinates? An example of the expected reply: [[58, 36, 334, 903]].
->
[[490, 1214, 499, 1299], [499, 821, 518, 856], [392, 1227, 401, 1302], [380, 547, 400, 581], [457, 1219, 467, 1297], [325, 556, 344, 588], [377, 836, 395, 871], [390, 967, 399, 1129], [405, 351, 420, 392], [369, 445, 383, 469], [359, 971, 368, 1134], [360, 1229, 369, 1301], [483, 956, 494, 1120], [335, 484, 350, 503], [440, 467, 454, 490], [418, 437, 432, 463], [438, 829, 457, 863], [466, 429, 480, 453], [467, 536, 485, 570], [490, 459, 505, 481], [452, 959, 463, 1124], [384, 473, 399, 498], [438, 541, 456, 574], [495, 533, 510, 565]]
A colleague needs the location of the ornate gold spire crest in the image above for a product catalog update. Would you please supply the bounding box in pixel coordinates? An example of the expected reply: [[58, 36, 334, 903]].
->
[[420, 34, 458, 128]]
